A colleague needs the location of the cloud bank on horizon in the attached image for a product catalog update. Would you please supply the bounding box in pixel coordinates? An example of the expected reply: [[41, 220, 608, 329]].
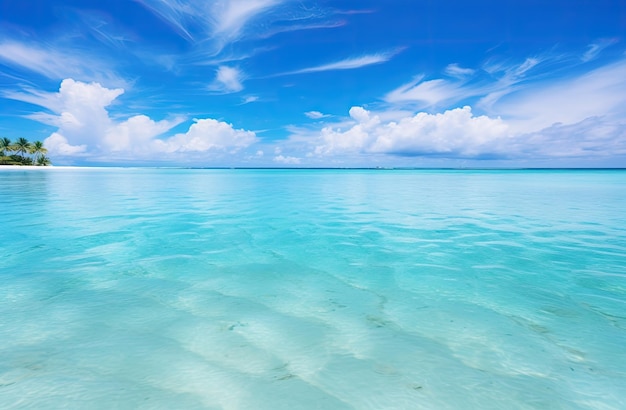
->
[[0, 0, 625, 167]]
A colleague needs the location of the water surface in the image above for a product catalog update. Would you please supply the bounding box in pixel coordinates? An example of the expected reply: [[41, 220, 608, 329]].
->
[[1, 168, 625, 409]]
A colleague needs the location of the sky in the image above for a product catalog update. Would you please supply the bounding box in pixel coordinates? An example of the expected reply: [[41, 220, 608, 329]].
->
[[1, 0, 625, 167]]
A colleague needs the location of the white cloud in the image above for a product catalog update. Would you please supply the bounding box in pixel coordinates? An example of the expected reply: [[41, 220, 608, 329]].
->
[[384, 77, 467, 107], [273, 154, 301, 164], [134, 0, 199, 41], [445, 63, 475, 78], [3, 88, 62, 113], [14, 79, 257, 162], [348, 106, 371, 123], [490, 58, 626, 133], [209, 66, 244, 93], [241, 95, 259, 104], [212, 0, 281, 39], [137, 0, 342, 58], [582, 39, 618, 62], [277, 50, 400, 76], [158, 118, 257, 153], [516, 116, 626, 158], [0, 40, 125, 86], [314, 106, 510, 158], [257, 20, 346, 39], [27, 79, 126, 149], [44, 132, 87, 156], [482, 57, 540, 80], [105, 115, 176, 152], [514, 57, 539, 77], [385, 57, 546, 110], [305, 111, 330, 119], [300, 55, 626, 163], [136, 0, 288, 54], [306, 84, 626, 161]]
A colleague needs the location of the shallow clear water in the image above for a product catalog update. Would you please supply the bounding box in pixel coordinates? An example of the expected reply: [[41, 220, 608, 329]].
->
[[1, 168, 625, 409]]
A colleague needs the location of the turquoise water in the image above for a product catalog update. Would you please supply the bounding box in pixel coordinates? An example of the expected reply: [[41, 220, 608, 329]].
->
[[1, 168, 625, 409]]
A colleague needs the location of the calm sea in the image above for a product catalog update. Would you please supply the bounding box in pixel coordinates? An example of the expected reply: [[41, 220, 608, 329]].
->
[[1, 168, 625, 409]]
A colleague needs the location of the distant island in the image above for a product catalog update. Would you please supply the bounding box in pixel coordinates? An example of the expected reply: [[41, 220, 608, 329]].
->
[[0, 137, 51, 166]]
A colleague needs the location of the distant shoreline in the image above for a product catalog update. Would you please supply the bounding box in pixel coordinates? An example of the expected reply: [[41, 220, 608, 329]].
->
[[1, 165, 625, 171]]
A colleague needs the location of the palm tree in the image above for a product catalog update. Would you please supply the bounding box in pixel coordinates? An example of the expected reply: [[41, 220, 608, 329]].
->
[[12, 137, 31, 158], [0, 137, 11, 156], [30, 140, 48, 163], [36, 155, 51, 166]]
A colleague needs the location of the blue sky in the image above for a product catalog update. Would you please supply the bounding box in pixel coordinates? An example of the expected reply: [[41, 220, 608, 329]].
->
[[1, 0, 625, 167]]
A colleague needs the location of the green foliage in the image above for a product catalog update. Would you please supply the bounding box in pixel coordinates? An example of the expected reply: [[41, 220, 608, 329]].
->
[[12, 137, 31, 157], [0, 137, 12, 156], [0, 156, 22, 165], [36, 155, 51, 166], [0, 138, 51, 166]]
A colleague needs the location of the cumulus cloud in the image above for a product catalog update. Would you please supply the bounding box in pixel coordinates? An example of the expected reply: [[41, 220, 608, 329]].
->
[[314, 106, 510, 158], [24, 79, 128, 149], [44, 132, 87, 156], [306, 100, 626, 162], [157, 118, 257, 153], [8, 79, 257, 162], [299, 56, 626, 163], [25, 79, 178, 156], [105, 115, 176, 152]]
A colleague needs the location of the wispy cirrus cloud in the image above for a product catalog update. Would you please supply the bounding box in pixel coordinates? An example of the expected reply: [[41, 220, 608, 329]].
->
[[384, 76, 468, 107], [489, 58, 626, 132], [256, 20, 346, 39], [335, 9, 376, 15], [582, 38, 618, 62], [444, 63, 475, 78], [212, 0, 282, 39], [305, 111, 330, 119], [135, 0, 289, 53], [70, 9, 135, 51], [275, 49, 402, 76], [133, 0, 197, 41], [134, 0, 358, 69], [0, 40, 126, 87], [241, 95, 259, 104], [384, 56, 545, 110]]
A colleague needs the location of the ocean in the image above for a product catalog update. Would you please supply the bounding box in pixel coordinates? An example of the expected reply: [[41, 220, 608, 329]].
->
[[1, 168, 625, 409]]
